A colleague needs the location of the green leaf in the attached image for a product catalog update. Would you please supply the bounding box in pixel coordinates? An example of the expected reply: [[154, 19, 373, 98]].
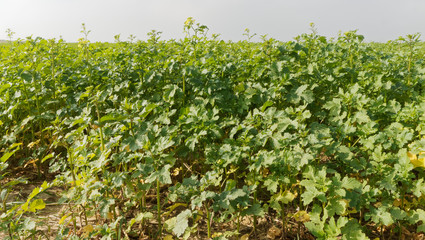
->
[[341, 219, 368, 240], [1, 143, 22, 163], [413, 179, 425, 198], [173, 209, 192, 237], [367, 206, 394, 226], [300, 180, 321, 205], [227, 189, 247, 201], [408, 209, 425, 233], [264, 178, 278, 193], [325, 198, 347, 217], [0, 83, 11, 95], [242, 203, 264, 217], [146, 164, 172, 184], [100, 113, 126, 123], [341, 176, 361, 190], [290, 84, 314, 104], [390, 208, 407, 221], [141, 103, 157, 119], [164, 216, 177, 232], [41, 153, 54, 163], [129, 212, 153, 228], [122, 136, 143, 152], [23, 218, 36, 231], [91, 149, 112, 171], [261, 100, 273, 112], [324, 216, 344, 237]]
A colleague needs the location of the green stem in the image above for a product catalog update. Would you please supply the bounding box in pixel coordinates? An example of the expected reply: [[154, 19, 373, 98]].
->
[[253, 175, 258, 234], [51, 45, 58, 114], [118, 218, 122, 240], [297, 181, 302, 240], [5, 191, 12, 239], [156, 178, 162, 238], [182, 74, 186, 97], [237, 212, 241, 237], [68, 148, 77, 185], [35, 95, 43, 178], [114, 206, 120, 240], [205, 202, 212, 239], [281, 189, 287, 239], [71, 204, 77, 236], [81, 204, 88, 225], [398, 190, 406, 240], [95, 103, 105, 152], [381, 225, 384, 240], [407, 47, 412, 85]]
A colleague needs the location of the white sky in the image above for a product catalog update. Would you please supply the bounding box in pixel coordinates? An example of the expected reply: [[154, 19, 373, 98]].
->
[[0, 0, 424, 42]]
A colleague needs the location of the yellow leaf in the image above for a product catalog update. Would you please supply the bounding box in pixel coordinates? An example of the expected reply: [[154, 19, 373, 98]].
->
[[107, 212, 114, 220], [228, 165, 238, 174], [24, 158, 39, 168], [164, 235, 174, 240], [267, 226, 282, 239], [212, 232, 222, 238], [59, 213, 71, 225], [408, 151, 425, 168], [27, 140, 40, 148], [281, 190, 296, 204], [393, 199, 402, 207], [262, 168, 270, 177], [82, 224, 94, 238], [240, 233, 250, 240], [293, 210, 310, 222], [184, 17, 194, 26], [172, 167, 181, 176]]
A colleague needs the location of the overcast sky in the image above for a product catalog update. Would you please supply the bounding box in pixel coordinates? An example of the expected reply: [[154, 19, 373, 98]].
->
[[0, 0, 424, 43]]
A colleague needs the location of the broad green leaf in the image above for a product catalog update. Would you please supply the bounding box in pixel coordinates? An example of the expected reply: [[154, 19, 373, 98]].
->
[[325, 198, 347, 217], [242, 203, 264, 217], [140, 103, 157, 119], [173, 209, 192, 237], [164, 216, 177, 232], [264, 178, 278, 193], [1, 143, 21, 163], [146, 164, 172, 184], [281, 190, 296, 204], [129, 212, 153, 228], [341, 219, 368, 240], [23, 218, 36, 231]]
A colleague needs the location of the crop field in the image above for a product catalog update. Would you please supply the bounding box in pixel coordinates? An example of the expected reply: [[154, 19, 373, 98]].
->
[[1, 21, 425, 240]]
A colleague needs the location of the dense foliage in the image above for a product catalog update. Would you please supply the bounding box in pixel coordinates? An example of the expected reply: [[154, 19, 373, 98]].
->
[[1, 21, 425, 239]]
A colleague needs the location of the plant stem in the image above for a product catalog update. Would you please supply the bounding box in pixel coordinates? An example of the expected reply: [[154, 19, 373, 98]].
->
[[95, 102, 105, 152], [237, 212, 241, 237], [205, 202, 212, 239], [380, 224, 385, 240], [156, 178, 162, 238], [68, 148, 77, 185], [282, 200, 286, 239], [253, 176, 258, 235]]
